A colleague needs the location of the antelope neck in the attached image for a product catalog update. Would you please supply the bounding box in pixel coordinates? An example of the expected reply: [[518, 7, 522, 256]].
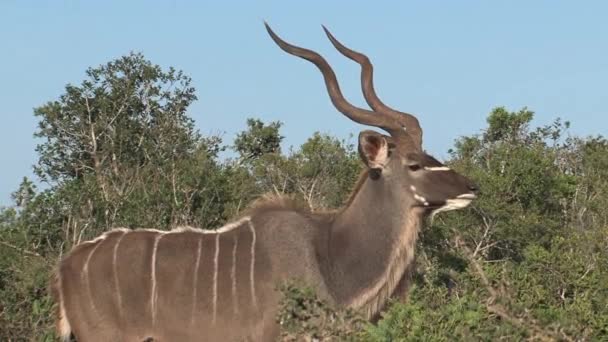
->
[[326, 175, 423, 315]]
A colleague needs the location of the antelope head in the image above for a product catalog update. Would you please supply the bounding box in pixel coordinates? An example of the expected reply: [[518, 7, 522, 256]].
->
[[265, 24, 479, 216]]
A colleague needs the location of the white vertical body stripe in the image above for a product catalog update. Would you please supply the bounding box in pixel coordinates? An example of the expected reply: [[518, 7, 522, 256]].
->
[[150, 233, 163, 325], [112, 231, 128, 318], [248, 220, 258, 309], [71, 216, 254, 330], [191, 237, 202, 326], [231, 233, 239, 316], [82, 237, 104, 316], [56, 269, 71, 341], [57, 300, 71, 341], [212, 233, 220, 325]]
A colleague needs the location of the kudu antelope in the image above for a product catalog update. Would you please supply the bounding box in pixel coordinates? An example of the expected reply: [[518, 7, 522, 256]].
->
[[51, 24, 479, 341]]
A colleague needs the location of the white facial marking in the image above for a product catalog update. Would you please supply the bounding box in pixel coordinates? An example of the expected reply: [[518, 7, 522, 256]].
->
[[424, 166, 451, 171], [430, 198, 474, 221], [413, 193, 426, 203], [410, 186, 429, 205]]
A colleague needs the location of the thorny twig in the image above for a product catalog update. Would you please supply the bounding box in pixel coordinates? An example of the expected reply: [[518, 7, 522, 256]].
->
[[0, 240, 45, 260], [452, 232, 576, 342]]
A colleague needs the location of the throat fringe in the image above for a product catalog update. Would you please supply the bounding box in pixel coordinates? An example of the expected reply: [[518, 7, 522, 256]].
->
[[348, 214, 422, 319]]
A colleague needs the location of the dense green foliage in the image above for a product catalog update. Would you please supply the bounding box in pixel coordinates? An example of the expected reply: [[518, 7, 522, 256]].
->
[[0, 54, 606, 341]]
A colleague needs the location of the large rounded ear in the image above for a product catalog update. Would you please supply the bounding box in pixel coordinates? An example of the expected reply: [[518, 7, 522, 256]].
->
[[358, 130, 391, 170]]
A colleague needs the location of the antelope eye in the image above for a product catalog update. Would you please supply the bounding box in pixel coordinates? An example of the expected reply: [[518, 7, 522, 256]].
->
[[408, 164, 421, 171]]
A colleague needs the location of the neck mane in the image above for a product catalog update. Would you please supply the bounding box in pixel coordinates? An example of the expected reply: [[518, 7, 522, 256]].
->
[[326, 172, 424, 319]]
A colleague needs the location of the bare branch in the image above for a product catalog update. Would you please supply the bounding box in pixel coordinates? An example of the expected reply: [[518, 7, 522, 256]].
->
[[0, 240, 45, 260], [452, 232, 575, 342]]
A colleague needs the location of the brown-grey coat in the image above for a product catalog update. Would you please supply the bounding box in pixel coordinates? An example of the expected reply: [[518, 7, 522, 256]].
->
[[51, 23, 479, 342]]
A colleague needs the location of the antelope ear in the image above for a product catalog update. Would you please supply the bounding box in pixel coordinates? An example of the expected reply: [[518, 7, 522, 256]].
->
[[358, 131, 390, 170]]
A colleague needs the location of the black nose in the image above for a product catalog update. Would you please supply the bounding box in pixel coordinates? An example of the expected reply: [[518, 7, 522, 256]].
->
[[468, 183, 480, 193]]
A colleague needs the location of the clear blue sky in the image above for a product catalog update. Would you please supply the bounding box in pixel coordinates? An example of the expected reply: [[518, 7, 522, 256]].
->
[[1, 1, 607, 206]]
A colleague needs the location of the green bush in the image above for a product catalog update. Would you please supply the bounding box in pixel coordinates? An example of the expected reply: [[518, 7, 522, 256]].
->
[[1, 53, 606, 341]]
